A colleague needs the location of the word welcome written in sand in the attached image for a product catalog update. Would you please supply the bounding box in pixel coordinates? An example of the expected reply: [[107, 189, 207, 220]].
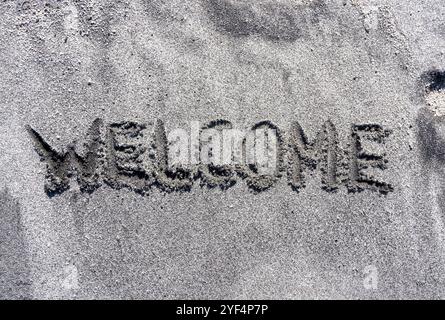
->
[[27, 119, 393, 196]]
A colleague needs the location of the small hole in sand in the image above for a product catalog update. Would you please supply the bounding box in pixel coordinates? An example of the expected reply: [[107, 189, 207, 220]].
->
[[426, 69, 445, 92]]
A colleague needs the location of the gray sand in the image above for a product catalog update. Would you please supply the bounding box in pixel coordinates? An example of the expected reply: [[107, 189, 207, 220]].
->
[[1, 0, 445, 299]]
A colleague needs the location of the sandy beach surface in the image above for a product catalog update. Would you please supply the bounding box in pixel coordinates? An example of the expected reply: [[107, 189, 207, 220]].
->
[[1, 0, 445, 299]]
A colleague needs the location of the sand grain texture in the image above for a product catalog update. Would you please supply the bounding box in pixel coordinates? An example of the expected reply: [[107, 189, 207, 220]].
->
[[1, 0, 445, 299]]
